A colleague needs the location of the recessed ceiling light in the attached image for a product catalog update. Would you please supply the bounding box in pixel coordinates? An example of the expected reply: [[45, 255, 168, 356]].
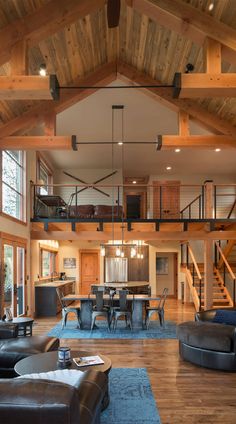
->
[[215, 148, 221, 152], [175, 148, 181, 153], [208, 2, 214, 11], [166, 166, 172, 171], [132, 180, 137, 184], [39, 64, 47, 76], [118, 141, 123, 146]]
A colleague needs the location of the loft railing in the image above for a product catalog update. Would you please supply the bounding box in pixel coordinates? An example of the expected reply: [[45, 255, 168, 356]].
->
[[215, 241, 235, 307], [31, 182, 236, 222]]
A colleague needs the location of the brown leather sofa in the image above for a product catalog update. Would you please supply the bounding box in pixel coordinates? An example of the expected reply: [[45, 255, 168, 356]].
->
[[0, 322, 59, 377], [0, 369, 107, 424], [69, 204, 123, 219]]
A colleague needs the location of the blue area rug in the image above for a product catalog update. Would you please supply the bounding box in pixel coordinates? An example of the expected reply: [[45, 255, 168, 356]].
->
[[101, 368, 161, 424], [47, 319, 176, 339]]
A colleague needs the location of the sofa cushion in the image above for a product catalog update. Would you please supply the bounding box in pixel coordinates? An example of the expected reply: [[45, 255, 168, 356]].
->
[[0, 336, 59, 368], [94, 205, 123, 219], [69, 204, 94, 218], [212, 309, 236, 326], [177, 321, 235, 352]]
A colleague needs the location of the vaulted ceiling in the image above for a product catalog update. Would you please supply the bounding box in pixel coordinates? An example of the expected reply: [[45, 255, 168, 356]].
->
[[0, 0, 236, 136]]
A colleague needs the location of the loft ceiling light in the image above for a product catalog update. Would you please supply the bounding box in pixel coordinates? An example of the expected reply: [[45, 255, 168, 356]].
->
[[185, 63, 194, 74], [208, 1, 214, 11], [39, 63, 47, 76]]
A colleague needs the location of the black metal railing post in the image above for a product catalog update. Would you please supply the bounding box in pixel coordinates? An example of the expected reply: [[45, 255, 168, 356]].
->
[[189, 204, 191, 219], [33, 184, 36, 218], [160, 186, 162, 219], [180, 243, 183, 266], [214, 185, 217, 219], [223, 262, 226, 286], [117, 186, 120, 210], [186, 245, 189, 268], [75, 185, 78, 216], [233, 279, 236, 307], [199, 278, 202, 311], [201, 185, 205, 218], [214, 242, 218, 267], [199, 195, 201, 219], [192, 265, 195, 287]]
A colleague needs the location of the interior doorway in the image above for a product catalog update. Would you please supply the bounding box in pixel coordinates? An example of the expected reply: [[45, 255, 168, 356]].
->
[[79, 250, 100, 294], [124, 191, 146, 219], [156, 252, 178, 298]]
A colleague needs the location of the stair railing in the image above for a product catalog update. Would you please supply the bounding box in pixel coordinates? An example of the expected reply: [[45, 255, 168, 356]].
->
[[182, 243, 202, 311], [180, 194, 203, 219], [215, 242, 236, 307]]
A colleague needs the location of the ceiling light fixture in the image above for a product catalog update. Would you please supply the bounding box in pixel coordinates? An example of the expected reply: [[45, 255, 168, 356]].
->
[[175, 148, 181, 153], [208, 2, 214, 11], [185, 63, 194, 74], [166, 166, 172, 170], [132, 180, 137, 184], [118, 141, 123, 145], [39, 63, 47, 77], [215, 148, 221, 152]]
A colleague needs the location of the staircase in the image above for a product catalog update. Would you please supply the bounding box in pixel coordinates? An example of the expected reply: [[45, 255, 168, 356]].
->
[[196, 265, 232, 308]]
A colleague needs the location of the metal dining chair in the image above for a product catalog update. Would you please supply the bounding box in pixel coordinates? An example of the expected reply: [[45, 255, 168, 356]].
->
[[56, 287, 81, 329], [145, 287, 168, 329], [91, 290, 111, 331], [111, 289, 132, 332]]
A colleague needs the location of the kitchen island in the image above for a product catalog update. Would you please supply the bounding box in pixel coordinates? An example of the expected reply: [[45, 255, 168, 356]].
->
[[92, 281, 150, 294], [35, 280, 75, 317]]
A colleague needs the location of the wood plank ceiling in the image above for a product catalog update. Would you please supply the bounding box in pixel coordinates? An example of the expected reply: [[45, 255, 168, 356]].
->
[[0, 0, 236, 130]]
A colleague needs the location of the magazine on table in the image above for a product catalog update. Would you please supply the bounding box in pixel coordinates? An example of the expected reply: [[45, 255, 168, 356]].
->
[[73, 355, 104, 367]]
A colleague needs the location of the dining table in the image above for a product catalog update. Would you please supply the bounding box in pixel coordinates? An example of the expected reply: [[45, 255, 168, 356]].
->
[[62, 293, 160, 329]]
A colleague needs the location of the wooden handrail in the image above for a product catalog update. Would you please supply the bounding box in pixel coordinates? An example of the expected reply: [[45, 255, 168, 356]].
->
[[215, 242, 236, 281], [180, 194, 201, 214], [187, 244, 202, 281]]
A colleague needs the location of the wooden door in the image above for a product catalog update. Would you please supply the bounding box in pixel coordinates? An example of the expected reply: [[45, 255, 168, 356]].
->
[[80, 250, 99, 294], [153, 181, 180, 219]]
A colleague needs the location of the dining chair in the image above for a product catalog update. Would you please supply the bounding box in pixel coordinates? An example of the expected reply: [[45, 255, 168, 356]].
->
[[145, 287, 168, 329], [111, 289, 132, 331], [56, 287, 81, 329], [91, 290, 111, 331]]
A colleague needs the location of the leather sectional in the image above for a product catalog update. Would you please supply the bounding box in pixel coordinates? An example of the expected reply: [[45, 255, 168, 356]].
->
[[69, 204, 123, 219]]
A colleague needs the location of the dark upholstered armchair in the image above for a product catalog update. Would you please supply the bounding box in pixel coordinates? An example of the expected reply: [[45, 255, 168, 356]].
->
[[0, 322, 59, 378], [0, 369, 107, 424]]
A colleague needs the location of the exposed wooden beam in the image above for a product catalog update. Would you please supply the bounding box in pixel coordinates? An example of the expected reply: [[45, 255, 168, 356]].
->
[[0, 0, 106, 68], [173, 73, 236, 98], [0, 62, 116, 137], [157, 135, 236, 150], [0, 135, 77, 151], [126, 0, 236, 66], [204, 38, 221, 74], [117, 61, 236, 136], [178, 111, 189, 136], [30, 230, 236, 241], [10, 40, 28, 75], [204, 239, 214, 309], [0, 75, 59, 100], [44, 113, 56, 136]]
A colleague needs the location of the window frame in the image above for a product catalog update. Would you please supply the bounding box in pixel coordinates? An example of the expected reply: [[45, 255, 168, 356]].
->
[[36, 153, 53, 195], [40, 247, 58, 278], [0, 150, 26, 224]]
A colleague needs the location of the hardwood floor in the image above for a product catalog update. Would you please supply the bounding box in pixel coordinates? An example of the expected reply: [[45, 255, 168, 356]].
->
[[33, 300, 236, 424]]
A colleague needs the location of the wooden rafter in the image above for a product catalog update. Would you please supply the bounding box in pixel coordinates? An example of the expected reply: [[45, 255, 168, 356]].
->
[[0, 62, 116, 137], [156, 135, 236, 150], [0, 75, 59, 100], [117, 61, 236, 136], [0, 0, 106, 68], [126, 0, 236, 66], [0, 136, 77, 151]]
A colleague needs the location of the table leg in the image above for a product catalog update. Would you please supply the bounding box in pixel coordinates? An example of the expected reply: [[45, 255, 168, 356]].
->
[[80, 300, 93, 329], [132, 300, 144, 329]]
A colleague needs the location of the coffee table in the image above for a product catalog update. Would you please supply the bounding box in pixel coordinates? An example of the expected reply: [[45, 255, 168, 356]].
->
[[15, 350, 112, 410], [9, 317, 34, 336]]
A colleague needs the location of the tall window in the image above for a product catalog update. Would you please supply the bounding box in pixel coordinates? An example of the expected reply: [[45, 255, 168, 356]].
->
[[37, 155, 52, 195], [40, 249, 57, 277], [2, 150, 25, 221]]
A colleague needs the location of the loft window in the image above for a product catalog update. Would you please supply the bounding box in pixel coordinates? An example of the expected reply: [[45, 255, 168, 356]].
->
[[1, 150, 26, 221], [37, 155, 52, 195]]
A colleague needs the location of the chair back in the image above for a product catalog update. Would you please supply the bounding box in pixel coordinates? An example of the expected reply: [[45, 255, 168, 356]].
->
[[56, 287, 66, 309], [94, 290, 105, 311], [158, 288, 168, 311], [118, 289, 129, 311]]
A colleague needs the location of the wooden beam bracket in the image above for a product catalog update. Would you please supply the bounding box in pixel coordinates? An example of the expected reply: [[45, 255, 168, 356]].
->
[[156, 135, 162, 150]]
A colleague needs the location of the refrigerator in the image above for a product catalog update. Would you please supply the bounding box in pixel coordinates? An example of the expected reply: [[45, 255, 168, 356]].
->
[[105, 257, 128, 282]]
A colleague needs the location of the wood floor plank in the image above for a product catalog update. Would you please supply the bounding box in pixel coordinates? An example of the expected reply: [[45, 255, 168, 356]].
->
[[33, 300, 236, 424]]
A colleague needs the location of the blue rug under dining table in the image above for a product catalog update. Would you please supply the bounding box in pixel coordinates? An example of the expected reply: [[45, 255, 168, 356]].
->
[[101, 368, 161, 424], [47, 319, 176, 339]]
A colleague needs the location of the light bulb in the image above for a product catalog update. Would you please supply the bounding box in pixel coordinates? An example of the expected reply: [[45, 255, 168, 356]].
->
[[140, 253, 144, 259], [121, 251, 125, 258], [101, 247, 105, 257], [137, 253, 141, 259], [39, 64, 47, 76], [131, 247, 136, 257], [116, 247, 121, 256]]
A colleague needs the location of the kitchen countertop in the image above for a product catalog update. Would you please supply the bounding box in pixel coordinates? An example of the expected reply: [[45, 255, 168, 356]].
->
[[93, 281, 150, 288], [35, 280, 75, 288]]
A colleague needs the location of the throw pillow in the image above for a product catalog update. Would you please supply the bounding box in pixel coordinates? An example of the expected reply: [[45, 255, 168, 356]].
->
[[18, 368, 84, 387], [212, 309, 236, 326]]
